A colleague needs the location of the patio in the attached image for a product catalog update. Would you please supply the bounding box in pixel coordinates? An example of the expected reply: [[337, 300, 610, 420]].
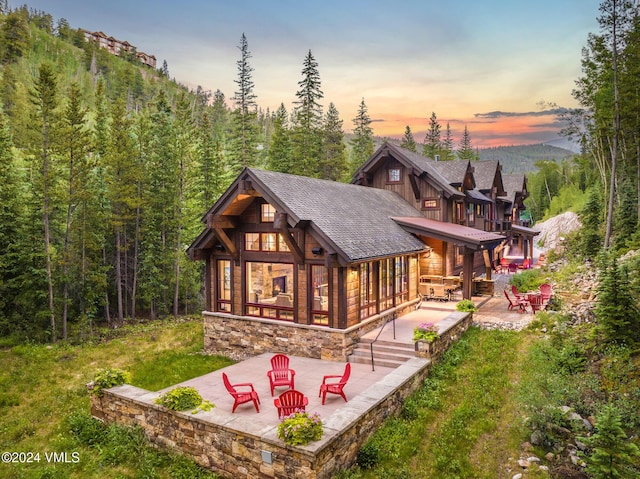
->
[[91, 287, 526, 478]]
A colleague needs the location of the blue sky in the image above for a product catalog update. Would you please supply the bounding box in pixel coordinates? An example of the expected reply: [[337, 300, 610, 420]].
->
[[24, 0, 602, 147]]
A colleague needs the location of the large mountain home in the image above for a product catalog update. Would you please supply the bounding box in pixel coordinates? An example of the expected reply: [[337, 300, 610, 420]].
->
[[187, 142, 534, 361]]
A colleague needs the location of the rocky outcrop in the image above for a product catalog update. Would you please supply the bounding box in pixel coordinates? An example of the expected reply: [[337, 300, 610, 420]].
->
[[533, 212, 582, 252]]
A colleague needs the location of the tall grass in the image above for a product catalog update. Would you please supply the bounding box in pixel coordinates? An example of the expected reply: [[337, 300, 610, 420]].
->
[[0, 318, 225, 479]]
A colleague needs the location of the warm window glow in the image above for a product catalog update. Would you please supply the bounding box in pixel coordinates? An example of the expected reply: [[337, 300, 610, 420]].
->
[[261, 203, 275, 222]]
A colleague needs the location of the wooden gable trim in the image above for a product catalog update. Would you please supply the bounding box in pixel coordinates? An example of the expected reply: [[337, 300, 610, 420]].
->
[[274, 212, 305, 266], [209, 214, 239, 263]]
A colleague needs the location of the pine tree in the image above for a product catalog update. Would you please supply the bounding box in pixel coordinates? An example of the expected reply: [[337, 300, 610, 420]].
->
[[579, 404, 640, 479], [580, 186, 604, 259], [595, 253, 640, 345], [59, 82, 91, 339], [0, 107, 24, 332], [457, 125, 475, 160], [318, 102, 347, 181], [349, 98, 374, 173], [267, 103, 293, 173], [422, 112, 442, 159], [29, 62, 60, 341], [400, 125, 417, 153], [442, 122, 455, 161], [228, 33, 259, 174], [1, 10, 30, 64], [291, 49, 324, 177]]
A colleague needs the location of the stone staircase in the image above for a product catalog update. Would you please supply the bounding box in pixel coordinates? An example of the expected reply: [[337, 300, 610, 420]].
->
[[349, 338, 415, 369]]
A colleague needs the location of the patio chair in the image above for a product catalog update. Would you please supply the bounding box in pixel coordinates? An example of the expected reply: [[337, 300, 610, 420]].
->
[[318, 363, 351, 405], [267, 353, 296, 396], [503, 288, 526, 313], [518, 258, 531, 269], [508, 263, 518, 274], [539, 283, 553, 303], [222, 372, 261, 413], [430, 283, 448, 301], [527, 293, 545, 313], [274, 389, 308, 418]]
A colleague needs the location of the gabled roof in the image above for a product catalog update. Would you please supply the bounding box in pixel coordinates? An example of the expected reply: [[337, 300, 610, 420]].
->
[[191, 168, 427, 264], [500, 173, 528, 205], [352, 142, 464, 199], [472, 160, 502, 193], [429, 159, 473, 188]]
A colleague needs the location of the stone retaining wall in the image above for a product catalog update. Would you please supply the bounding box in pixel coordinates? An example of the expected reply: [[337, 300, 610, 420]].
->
[[90, 310, 472, 478], [203, 301, 417, 362]]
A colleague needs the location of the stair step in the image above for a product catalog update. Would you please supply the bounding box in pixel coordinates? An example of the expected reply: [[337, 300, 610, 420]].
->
[[351, 347, 414, 362], [349, 355, 407, 369], [358, 338, 415, 351]]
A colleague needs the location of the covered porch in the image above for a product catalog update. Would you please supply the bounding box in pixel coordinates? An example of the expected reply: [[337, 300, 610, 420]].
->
[[393, 216, 505, 299]]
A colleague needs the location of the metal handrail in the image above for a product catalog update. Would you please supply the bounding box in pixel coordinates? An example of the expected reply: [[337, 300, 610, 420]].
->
[[369, 317, 396, 371]]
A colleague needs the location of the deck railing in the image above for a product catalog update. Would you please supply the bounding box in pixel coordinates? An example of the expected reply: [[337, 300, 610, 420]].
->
[[369, 316, 396, 371]]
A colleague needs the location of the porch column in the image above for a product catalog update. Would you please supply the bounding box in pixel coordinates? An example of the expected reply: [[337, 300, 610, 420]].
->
[[462, 247, 475, 300]]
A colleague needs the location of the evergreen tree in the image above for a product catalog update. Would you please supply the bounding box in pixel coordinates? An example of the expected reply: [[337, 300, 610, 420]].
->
[[291, 49, 323, 177], [442, 122, 455, 161], [400, 125, 417, 153], [104, 97, 137, 324], [579, 404, 640, 479], [267, 103, 293, 173], [580, 186, 604, 259], [457, 125, 475, 160], [318, 102, 347, 181], [349, 98, 374, 173], [29, 62, 60, 341], [422, 112, 442, 159], [228, 33, 259, 175], [595, 253, 640, 345], [612, 175, 638, 252], [0, 108, 25, 334], [59, 82, 91, 339], [1, 10, 30, 64]]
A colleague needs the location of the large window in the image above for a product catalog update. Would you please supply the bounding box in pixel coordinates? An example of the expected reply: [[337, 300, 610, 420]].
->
[[244, 233, 290, 252], [394, 256, 408, 304], [216, 260, 231, 312], [379, 258, 394, 311], [310, 265, 329, 325], [261, 203, 276, 222], [360, 262, 377, 319], [245, 262, 294, 320]]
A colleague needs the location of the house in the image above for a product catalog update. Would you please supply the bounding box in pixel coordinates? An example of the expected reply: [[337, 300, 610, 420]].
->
[[187, 147, 510, 360], [500, 173, 539, 260], [81, 29, 157, 69]]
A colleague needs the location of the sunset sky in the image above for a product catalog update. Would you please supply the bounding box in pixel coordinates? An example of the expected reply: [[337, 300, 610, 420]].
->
[[25, 0, 602, 148]]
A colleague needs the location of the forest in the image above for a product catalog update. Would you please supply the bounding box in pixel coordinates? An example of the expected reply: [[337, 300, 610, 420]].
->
[[0, 1, 639, 478], [0, 0, 638, 344]]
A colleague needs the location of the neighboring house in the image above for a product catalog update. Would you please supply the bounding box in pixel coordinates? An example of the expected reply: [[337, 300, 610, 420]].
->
[[81, 29, 157, 69], [500, 173, 539, 259]]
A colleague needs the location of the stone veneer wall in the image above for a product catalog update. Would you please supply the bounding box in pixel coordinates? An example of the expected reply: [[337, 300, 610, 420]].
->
[[89, 311, 472, 479], [203, 301, 418, 362]]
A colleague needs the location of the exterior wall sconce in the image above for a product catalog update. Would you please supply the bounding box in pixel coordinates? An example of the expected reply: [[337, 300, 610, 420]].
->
[[424, 247, 432, 258], [312, 246, 324, 256]]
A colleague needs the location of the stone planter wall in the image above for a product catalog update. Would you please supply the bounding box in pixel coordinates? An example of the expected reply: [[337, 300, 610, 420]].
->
[[89, 356, 434, 479]]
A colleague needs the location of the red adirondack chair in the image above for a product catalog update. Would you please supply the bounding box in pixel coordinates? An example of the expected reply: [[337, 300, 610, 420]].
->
[[539, 283, 553, 303], [267, 354, 295, 396], [508, 263, 518, 274], [319, 363, 351, 405], [222, 372, 260, 413], [274, 389, 308, 418], [503, 288, 526, 313]]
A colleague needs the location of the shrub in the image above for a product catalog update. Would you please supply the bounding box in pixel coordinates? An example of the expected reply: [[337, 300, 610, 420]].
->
[[277, 411, 323, 446], [455, 299, 477, 312], [92, 367, 131, 397], [154, 386, 214, 413], [412, 322, 439, 342], [357, 441, 380, 469]]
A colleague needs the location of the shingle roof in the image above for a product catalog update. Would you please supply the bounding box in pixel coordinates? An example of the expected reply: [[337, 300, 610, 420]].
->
[[500, 173, 526, 205], [246, 169, 427, 262], [472, 160, 500, 191], [428, 159, 470, 185]]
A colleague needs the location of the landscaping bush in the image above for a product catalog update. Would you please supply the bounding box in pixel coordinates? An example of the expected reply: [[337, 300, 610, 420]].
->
[[91, 367, 131, 397], [277, 411, 323, 446], [455, 299, 477, 312], [154, 386, 213, 413], [509, 268, 544, 292], [412, 322, 439, 342]]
